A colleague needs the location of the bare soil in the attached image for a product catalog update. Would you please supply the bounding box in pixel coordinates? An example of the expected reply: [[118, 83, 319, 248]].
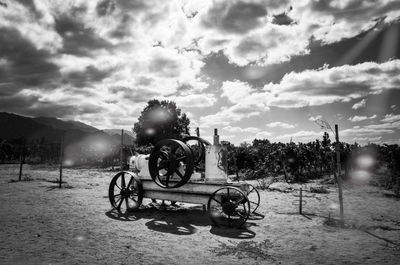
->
[[1, 164, 399, 265]]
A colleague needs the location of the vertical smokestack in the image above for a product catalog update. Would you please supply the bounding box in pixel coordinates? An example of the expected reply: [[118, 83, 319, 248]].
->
[[213, 128, 219, 146]]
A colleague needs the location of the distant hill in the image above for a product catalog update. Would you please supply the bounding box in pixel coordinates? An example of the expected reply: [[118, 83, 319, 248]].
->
[[0, 112, 107, 143], [0, 112, 134, 165], [0, 112, 63, 142], [33, 116, 98, 133]]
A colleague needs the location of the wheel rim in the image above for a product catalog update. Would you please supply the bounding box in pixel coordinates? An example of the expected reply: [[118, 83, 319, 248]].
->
[[149, 139, 194, 188], [109, 171, 143, 213], [182, 136, 210, 170], [247, 184, 260, 213], [208, 186, 250, 228]]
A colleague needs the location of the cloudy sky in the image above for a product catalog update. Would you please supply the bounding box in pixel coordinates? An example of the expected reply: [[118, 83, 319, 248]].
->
[[1, 0, 400, 145]]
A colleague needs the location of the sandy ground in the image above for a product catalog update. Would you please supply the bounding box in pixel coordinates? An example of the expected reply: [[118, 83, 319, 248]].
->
[[0, 164, 399, 265]]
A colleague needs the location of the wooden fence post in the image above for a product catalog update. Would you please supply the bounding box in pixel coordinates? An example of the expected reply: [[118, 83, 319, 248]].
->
[[335, 124, 344, 227], [59, 133, 64, 188], [18, 144, 25, 181], [120, 129, 124, 170]]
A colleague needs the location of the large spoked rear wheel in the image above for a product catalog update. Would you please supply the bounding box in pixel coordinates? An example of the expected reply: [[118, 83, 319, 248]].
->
[[208, 186, 250, 228], [109, 171, 143, 214], [247, 184, 260, 213]]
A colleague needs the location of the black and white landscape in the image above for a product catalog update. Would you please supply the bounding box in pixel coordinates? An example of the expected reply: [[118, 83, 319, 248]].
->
[[0, 1, 399, 264]]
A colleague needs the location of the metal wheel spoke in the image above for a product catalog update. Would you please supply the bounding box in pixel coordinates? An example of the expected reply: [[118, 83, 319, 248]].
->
[[129, 196, 137, 203], [211, 197, 222, 205], [175, 169, 183, 179], [117, 197, 124, 210], [114, 197, 122, 205], [114, 183, 122, 190], [121, 173, 126, 188], [127, 176, 133, 188], [125, 197, 129, 210]]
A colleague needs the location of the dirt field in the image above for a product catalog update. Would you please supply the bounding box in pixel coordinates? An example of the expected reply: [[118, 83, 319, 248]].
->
[[1, 164, 399, 265]]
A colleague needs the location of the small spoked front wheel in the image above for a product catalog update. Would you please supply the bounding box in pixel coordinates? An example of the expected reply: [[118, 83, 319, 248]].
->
[[207, 186, 250, 228], [109, 171, 143, 214]]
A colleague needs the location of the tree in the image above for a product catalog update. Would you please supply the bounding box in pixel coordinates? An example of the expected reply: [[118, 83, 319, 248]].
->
[[133, 99, 190, 146]]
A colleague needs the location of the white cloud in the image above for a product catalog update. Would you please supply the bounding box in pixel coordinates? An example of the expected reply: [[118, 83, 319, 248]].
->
[[172, 93, 217, 108], [266, 121, 295, 129], [264, 61, 400, 108], [270, 130, 323, 143], [308, 115, 323, 122], [221, 80, 253, 103], [348, 115, 377, 122], [217, 61, 400, 119], [381, 114, 400, 123], [364, 121, 400, 130], [352, 99, 367, 110], [226, 60, 400, 110], [223, 126, 261, 134], [200, 102, 264, 128], [341, 127, 394, 138], [351, 136, 382, 142]]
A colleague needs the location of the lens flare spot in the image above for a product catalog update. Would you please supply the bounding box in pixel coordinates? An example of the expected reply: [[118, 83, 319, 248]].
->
[[328, 203, 339, 210], [145, 128, 155, 135], [356, 155, 375, 169], [93, 141, 106, 151], [64, 159, 74, 166]]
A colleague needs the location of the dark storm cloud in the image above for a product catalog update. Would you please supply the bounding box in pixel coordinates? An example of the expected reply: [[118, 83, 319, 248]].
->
[[0, 93, 104, 118], [54, 15, 112, 56], [0, 27, 60, 94], [96, 0, 154, 18], [202, 1, 267, 34], [272, 12, 294, 25], [202, 22, 400, 87], [96, 0, 116, 16], [114, 0, 148, 11], [309, 0, 400, 21], [64, 65, 113, 88]]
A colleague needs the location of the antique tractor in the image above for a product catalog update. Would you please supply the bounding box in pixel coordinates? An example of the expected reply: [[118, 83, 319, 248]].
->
[[108, 130, 260, 228]]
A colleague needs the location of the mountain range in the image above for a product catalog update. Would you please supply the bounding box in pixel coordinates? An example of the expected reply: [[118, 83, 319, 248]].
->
[[0, 112, 135, 145]]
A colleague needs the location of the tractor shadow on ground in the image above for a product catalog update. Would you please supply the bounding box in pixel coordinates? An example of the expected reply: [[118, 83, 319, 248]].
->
[[105, 204, 258, 238], [209, 224, 257, 239], [105, 209, 142, 222]]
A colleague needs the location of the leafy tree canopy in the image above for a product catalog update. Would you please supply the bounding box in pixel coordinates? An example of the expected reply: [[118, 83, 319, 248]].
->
[[133, 99, 190, 146]]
